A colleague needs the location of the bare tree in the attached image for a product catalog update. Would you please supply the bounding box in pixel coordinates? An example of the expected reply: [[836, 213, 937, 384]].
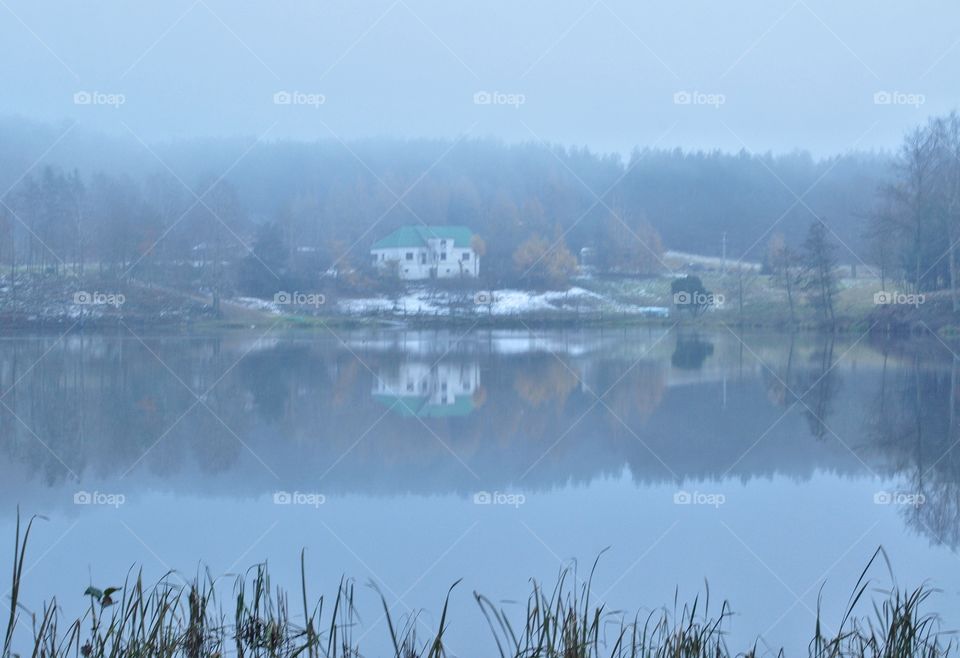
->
[[768, 233, 801, 325], [884, 124, 943, 293], [934, 113, 960, 311], [802, 219, 838, 326]]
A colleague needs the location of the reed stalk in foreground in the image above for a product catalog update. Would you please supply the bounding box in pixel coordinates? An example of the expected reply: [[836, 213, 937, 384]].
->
[[3, 512, 954, 658]]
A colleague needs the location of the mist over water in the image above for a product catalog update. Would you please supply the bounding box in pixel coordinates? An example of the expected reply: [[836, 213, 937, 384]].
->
[[3, 1, 960, 655]]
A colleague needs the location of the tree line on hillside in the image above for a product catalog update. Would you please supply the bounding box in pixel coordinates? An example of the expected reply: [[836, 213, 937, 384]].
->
[[0, 117, 903, 300]]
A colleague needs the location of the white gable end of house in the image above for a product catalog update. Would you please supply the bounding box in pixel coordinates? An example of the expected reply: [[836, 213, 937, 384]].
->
[[370, 227, 480, 280]]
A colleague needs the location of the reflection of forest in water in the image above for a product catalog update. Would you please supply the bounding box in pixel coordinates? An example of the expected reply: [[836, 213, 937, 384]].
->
[[1, 329, 958, 546]]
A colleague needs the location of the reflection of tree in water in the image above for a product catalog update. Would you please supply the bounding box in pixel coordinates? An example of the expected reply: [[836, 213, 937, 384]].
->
[[488, 354, 583, 453], [869, 353, 960, 549], [762, 338, 795, 407], [798, 337, 838, 440], [600, 361, 666, 428], [759, 335, 840, 441], [6, 331, 960, 540], [0, 336, 666, 485], [239, 345, 326, 422], [907, 480, 960, 549], [241, 346, 303, 421], [0, 339, 89, 485], [0, 336, 257, 481], [513, 356, 578, 408], [332, 358, 363, 408], [671, 333, 714, 370], [472, 386, 487, 409]]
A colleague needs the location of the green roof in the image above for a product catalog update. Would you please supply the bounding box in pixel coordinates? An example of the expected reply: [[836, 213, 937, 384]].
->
[[372, 393, 474, 418], [371, 226, 474, 250]]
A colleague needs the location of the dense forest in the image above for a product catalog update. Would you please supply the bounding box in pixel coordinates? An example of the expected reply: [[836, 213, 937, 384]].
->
[[0, 114, 930, 297]]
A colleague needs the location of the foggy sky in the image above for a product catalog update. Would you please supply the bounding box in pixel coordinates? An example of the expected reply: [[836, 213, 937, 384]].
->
[[1, 0, 957, 155]]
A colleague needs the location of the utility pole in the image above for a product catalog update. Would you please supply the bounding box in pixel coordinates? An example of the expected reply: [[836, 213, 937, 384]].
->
[[721, 232, 727, 274]]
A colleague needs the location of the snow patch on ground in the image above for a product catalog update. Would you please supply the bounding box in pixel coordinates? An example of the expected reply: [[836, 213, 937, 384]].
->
[[233, 297, 284, 314], [338, 294, 444, 315], [336, 287, 668, 318]]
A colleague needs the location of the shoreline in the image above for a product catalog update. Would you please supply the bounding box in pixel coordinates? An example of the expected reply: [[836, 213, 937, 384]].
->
[[0, 308, 942, 335], [3, 270, 958, 335]]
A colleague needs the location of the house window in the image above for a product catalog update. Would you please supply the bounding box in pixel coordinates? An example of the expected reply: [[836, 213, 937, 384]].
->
[[405, 252, 413, 261], [461, 253, 470, 261], [440, 239, 447, 246], [420, 253, 427, 264], [440, 253, 447, 261]]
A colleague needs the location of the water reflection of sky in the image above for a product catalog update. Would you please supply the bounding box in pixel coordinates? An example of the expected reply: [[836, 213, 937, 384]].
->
[[2, 329, 959, 654]]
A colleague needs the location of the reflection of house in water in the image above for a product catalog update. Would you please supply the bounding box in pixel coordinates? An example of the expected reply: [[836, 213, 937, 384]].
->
[[373, 361, 481, 418]]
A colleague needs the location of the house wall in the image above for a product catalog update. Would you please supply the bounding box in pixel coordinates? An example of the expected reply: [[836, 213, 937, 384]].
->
[[371, 242, 479, 280], [374, 361, 480, 404], [429, 245, 478, 279], [371, 246, 435, 279]]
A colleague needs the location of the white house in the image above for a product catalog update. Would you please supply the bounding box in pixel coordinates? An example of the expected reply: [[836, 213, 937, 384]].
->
[[371, 226, 479, 280], [372, 360, 481, 418]]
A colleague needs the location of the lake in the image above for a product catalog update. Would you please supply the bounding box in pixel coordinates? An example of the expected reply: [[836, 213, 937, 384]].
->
[[1, 327, 958, 655]]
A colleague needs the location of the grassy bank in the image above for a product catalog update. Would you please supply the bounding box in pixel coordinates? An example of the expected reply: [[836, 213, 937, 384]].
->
[[4, 515, 954, 658], [3, 268, 959, 334], [225, 272, 960, 334]]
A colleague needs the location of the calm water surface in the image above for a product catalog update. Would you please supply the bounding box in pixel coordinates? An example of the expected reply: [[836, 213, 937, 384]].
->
[[1, 328, 958, 655]]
